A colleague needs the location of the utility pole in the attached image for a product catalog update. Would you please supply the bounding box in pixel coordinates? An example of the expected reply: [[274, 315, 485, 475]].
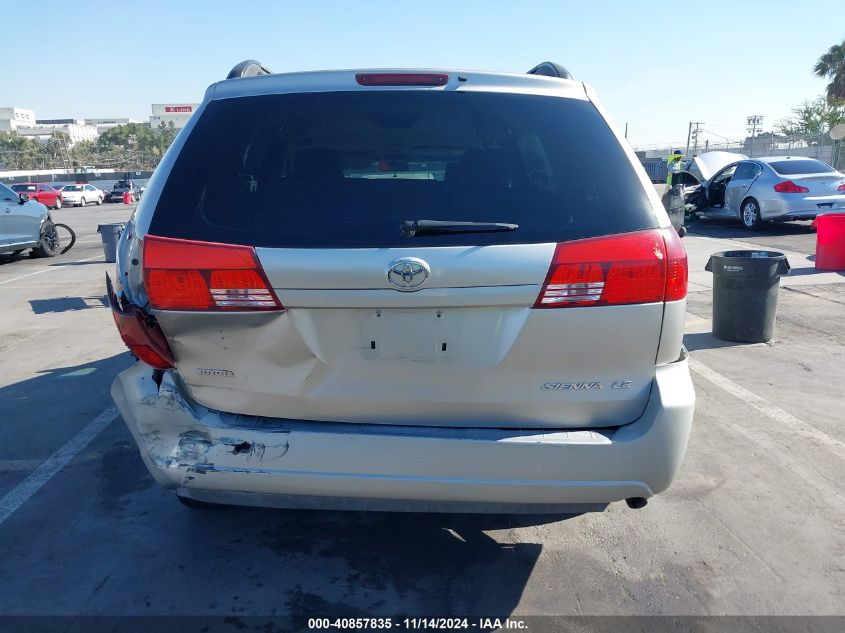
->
[[690, 122, 704, 156], [624, 122, 628, 139], [685, 121, 704, 156], [746, 115, 764, 157], [685, 122, 692, 156]]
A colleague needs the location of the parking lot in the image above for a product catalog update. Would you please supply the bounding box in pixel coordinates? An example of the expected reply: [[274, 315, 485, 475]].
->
[[0, 203, 843, 624]]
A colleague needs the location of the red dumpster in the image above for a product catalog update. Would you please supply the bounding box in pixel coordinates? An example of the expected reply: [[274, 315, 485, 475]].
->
[[812, 213, 845, 270]]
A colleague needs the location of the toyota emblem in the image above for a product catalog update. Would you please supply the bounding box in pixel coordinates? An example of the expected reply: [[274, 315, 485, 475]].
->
[[386, 258, 430, 292]]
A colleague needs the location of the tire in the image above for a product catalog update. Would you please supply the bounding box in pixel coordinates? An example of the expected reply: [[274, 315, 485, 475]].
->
[[32, 221, 61, 258], [177, 495, 221, 510], [54, 197, 62, 210], [79, 197, 86, 207], [741, 198, 762, 230], [96, 196, 102, 205]]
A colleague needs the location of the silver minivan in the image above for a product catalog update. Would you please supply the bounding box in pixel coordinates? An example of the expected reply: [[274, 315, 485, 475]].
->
[[109, 62, 695, 513]]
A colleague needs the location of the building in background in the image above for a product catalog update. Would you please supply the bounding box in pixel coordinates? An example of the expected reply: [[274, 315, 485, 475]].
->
[[149, 104, 199, 130], [2, 108, 150, 148], [0, 107, 36, 131], [85, 117, 144, 134], [18, 120, 98, 146]]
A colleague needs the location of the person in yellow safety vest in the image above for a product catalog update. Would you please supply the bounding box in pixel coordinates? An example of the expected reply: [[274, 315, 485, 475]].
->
[[666, 149, 684, 186]]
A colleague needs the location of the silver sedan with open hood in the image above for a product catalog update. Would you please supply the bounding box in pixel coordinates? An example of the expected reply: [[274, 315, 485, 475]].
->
[[676, 153, 845, 230]]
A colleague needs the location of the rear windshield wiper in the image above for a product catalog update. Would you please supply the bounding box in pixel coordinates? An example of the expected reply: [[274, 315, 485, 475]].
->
[[400, 219, 518, 238]]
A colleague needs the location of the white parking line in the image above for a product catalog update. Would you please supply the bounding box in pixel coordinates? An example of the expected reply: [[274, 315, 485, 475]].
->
[[688, 357, 845, 456], [0, 407, 117, 526], [0, 255, 103, 286]]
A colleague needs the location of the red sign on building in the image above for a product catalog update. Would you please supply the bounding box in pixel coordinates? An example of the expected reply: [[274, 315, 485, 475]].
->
[[164, 106, 193, 113]]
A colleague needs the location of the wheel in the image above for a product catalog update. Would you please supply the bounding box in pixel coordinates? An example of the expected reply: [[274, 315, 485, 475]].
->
[[32, 221, 61, 258], [54, 197, 62, 210], [177, 495, 221, 510], [79, 197, 86, 207], [96, 196, 103, 205], [741, 198, 762, 230]]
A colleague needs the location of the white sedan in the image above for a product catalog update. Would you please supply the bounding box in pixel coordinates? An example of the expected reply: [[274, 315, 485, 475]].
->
[[60, 184, 104, 207]]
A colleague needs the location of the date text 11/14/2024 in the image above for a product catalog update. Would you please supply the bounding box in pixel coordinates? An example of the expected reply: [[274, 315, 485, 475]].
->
[[308, 617, 529, 630]]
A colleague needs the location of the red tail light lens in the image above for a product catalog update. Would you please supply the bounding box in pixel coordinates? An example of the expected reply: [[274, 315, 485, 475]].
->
[[143, 236, 283, 311], [662, 227, 688, 301], [534, 228, 687, 308], [112, 306, 175, 369], [773, 180, 809, 193], [837, 183, 845, 191], [355, 73, 448, 86], [107, 273, 175, 369]]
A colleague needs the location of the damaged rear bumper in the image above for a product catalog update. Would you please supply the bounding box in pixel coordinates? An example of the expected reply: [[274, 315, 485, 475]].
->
[[111, 357, 695, 513]]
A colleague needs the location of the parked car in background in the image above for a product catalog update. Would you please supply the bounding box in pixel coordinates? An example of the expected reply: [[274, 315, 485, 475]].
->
[[106, 181, 141, 203], [10, 183, 63, 209], [676, 154, 845, 230], [60, 183, 104, 207], [109, 60, 694, 515], [0, 182, 61, 257]]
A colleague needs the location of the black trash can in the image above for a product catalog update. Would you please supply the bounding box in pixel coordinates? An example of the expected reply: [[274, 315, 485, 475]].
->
[[705, 250, 791, 343]]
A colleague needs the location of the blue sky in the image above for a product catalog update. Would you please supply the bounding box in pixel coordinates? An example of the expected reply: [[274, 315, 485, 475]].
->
[[4, 0, 843, 148]]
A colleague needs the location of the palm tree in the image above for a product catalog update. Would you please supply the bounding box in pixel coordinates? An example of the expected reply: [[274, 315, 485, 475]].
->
[[814, 40, 845, 104]]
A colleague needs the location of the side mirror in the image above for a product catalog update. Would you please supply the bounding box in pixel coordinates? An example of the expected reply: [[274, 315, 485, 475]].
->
[[19, 193, 30, 204]]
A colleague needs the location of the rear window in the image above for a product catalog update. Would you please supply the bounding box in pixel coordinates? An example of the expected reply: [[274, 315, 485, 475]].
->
[[12, 184, 37, 192], [150, 91, 656, 248], [768, 159, 835, 175]]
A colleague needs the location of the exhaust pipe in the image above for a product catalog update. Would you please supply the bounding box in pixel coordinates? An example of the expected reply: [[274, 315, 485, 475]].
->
[[625, 497, 648, 509]]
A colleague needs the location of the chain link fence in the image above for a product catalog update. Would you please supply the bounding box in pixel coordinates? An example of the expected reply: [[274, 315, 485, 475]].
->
[[634, 132, 845, 182]]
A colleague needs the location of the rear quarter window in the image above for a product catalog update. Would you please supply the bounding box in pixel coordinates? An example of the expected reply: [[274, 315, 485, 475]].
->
[[150, 91, 657, 248], [769, 159, 835, 176]]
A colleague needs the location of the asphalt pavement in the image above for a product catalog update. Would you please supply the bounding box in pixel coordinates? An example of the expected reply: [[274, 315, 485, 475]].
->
[[0, 204, 843, 625]]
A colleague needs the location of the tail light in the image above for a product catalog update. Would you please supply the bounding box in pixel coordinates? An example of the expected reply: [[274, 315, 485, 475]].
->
[[662, 227, 688, 301], [837, 183, 845, 191], [534, 228, 687, 308], [107, 273, 174, 369], [773, 180, 809, 193], [355, 73, 448, 86], [142, 236, 283, 311]]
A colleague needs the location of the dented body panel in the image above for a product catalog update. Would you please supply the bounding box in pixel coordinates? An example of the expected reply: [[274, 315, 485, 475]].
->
[[111, 354, 694, 512]]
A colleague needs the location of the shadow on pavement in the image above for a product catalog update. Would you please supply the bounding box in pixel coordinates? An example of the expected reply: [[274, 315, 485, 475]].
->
[[29, 296, 108, 314], [786, 266, 845, 278], [0, 252, 29, 265], [179, 506, 557, 616], [0, 352, 567, 618], [687, 217, 815, 237], [683, 331, 766, 352]]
